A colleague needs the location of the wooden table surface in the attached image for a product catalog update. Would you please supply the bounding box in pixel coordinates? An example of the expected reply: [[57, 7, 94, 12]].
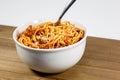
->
[[0, 25, 120, 80]]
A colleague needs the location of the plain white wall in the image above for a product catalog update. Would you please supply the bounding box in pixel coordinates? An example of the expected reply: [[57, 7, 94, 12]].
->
[[0, 0, 120, 40]]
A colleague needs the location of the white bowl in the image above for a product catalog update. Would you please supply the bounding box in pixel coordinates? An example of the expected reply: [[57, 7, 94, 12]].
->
[[13, 20, 87, 73]]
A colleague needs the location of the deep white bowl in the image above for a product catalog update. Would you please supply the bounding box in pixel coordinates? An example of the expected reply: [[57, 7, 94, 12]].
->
[[13, 20, 87, 73]]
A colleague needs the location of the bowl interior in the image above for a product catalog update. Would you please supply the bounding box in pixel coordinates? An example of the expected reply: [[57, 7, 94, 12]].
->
[[13, 20, 87, 51]]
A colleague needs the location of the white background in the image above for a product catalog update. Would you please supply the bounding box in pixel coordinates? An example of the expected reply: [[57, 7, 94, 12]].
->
[[0, 0, 120, 40]]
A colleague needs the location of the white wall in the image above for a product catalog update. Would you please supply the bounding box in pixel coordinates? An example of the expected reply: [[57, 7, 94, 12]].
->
[[0, 0, 120, 40]]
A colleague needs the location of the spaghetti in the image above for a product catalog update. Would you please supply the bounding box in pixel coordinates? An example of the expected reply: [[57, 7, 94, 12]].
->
[[17, 21, 84, 49]]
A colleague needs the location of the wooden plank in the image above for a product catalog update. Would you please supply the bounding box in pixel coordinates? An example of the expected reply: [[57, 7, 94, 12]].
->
[[0, 25, 120, 80], [0, 25, 15, 39]]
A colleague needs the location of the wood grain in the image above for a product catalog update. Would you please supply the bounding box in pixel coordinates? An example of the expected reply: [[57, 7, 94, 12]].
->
[[0, 25, 120, 80]]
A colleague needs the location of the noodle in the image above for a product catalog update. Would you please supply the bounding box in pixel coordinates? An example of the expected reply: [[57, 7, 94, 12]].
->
[[17, 21, 84, 49]]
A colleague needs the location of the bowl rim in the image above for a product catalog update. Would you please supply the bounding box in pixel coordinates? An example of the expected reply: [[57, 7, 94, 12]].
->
[[13, 20, 87, 52]]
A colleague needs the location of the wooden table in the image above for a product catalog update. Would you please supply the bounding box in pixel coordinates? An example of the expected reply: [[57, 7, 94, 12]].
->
[[0, 25, 120, 80]]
